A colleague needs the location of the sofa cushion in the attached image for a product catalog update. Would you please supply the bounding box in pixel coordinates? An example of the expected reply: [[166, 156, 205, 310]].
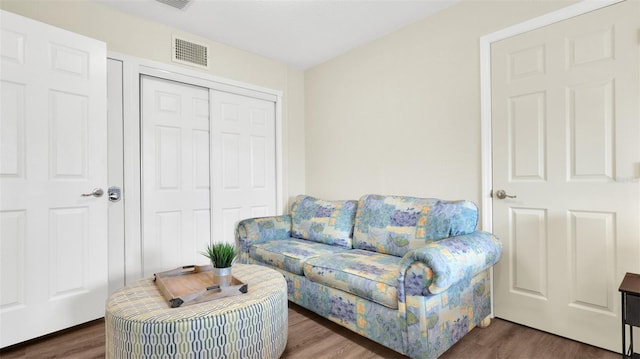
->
[[249, 238, 348, 275], [353, 194, 479, 257], [303, 250, 401, 309], [290, 195, 358, 248]]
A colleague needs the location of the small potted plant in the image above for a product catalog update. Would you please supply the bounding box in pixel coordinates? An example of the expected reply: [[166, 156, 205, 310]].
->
[[201, 242, 237, 285]]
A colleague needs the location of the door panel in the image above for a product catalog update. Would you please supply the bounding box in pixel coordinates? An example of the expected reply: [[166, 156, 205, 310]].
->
[[210, 90, 276, 244], [491, 1, 640, 351], [0, 10, 107, 347], [140, 76, 210, 276]]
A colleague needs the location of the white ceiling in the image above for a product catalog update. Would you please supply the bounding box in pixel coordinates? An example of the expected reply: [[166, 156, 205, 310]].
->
[[97, 0, 459, 69]]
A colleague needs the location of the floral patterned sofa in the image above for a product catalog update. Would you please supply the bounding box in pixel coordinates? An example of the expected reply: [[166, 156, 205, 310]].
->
[[235, 194, 502, 358]]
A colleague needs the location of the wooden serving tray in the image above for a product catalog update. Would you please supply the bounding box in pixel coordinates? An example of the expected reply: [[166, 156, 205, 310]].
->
[[154, 265, 248, 308]]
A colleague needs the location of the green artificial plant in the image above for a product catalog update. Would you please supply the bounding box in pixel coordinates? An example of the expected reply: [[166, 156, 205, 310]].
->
[[201, 242, 237, 268]]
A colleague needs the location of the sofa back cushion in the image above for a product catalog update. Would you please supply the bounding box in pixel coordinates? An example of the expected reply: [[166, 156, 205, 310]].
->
[[290, 195, 358, 248], [353, 194, 479, 257]]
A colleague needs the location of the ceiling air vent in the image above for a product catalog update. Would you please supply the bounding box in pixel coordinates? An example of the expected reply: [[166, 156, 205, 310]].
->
[[155, 0, 192, 10], [172, 36, 209, 69]]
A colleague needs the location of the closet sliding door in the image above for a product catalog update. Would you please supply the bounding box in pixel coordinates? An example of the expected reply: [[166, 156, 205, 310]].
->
[[140, 76, 211, 276], [139, 76, 276, 277], [210, 90, 277, 246]]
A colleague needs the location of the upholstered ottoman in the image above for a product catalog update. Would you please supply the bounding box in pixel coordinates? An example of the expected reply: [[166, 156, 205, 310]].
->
[[105, 264, 287, 358]]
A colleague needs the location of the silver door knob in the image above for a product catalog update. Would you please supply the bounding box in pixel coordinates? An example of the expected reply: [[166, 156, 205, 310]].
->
[[108, 186, 121, 202], [494, 189, 517, 199], [81, 188, 104, 197]]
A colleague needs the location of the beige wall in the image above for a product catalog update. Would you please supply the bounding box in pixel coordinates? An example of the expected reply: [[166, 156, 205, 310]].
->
[[0, 0, 306, 206], [304, 0, 577, 205]]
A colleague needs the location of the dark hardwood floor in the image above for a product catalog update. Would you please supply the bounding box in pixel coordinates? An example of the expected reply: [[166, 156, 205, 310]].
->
[[0, 303, 618, 358]]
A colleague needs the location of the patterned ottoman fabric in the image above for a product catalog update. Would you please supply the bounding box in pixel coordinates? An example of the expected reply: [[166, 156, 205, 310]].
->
[[105, 264, 288, 359]]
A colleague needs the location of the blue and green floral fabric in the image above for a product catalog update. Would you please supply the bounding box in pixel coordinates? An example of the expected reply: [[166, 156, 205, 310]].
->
[[236, 215, 292, 263], [398, 231, 502, 295], [251, 261, 407, 354], [235, 194, 502, 359], [303, 250, 401, 309], [404, 261, 434, 296], [244, 257, 492, 359], [403, 270, 492, 358], [250, 238, 348, 275], [353, 194, 479, 257], [290, 195, 358, 248]]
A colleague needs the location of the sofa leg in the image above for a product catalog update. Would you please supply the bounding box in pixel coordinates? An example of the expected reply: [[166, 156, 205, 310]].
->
[[478, 316, 491, 329]]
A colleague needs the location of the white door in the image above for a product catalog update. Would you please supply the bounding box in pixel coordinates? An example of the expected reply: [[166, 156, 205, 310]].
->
[[140, 76, 210, 276], [210, 90, 276, 245], [491, 1, 640, 351], [0, 10, 107, 347]]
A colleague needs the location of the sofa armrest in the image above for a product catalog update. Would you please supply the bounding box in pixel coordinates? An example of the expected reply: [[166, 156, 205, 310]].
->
[[235, 215, 292, 263], [398, 231, 502, 296]]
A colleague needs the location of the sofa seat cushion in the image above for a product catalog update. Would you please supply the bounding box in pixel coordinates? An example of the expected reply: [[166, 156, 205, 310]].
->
[[249, 238, 348, 275], [303, 250, 401, 309], [290, 195, 358, 248]]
